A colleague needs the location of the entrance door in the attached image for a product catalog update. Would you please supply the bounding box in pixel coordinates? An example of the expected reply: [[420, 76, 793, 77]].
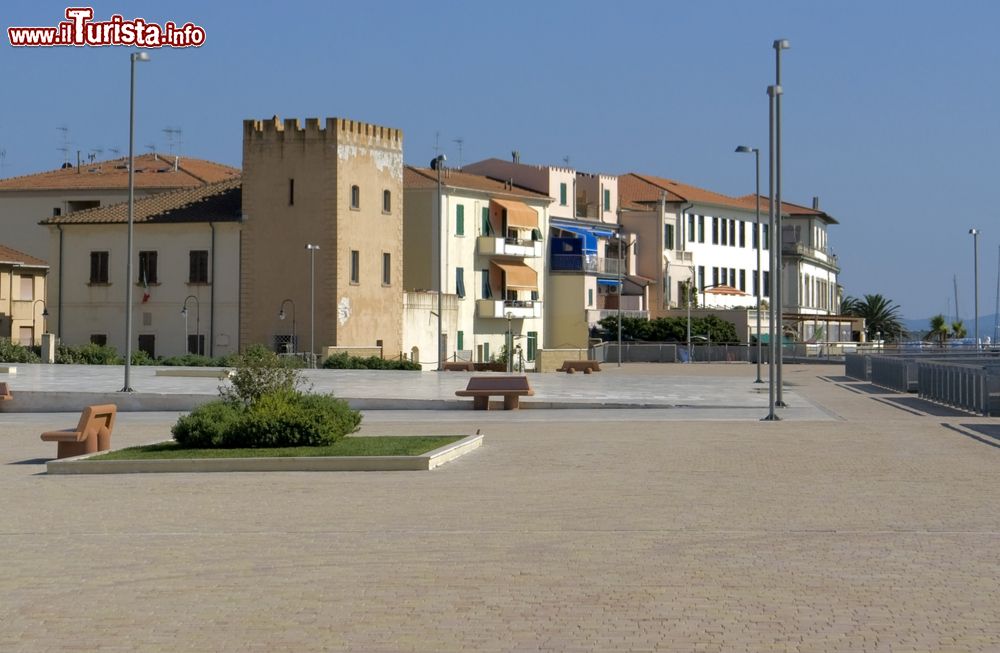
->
[[138, 334, 155, 359]]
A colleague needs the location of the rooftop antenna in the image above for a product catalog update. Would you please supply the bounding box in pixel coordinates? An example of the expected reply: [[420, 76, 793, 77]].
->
[[433, 130, 441, 158], [56, 125, 70, 166], [563, 155, 571, 166], [0, 148, 6, 174], [144, 143, 156, 154], [162, 127, 182, 155], [452, 137, 464, 169], [109, 147, 122, 158]]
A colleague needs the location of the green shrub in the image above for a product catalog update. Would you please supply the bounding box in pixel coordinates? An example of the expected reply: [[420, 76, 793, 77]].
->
[[158, 353, 235, 367], [0, 338, 40, 363], [221, 344, 303, 406], [130, 349, 155, 366], [171, 400, 243, 448], [322, 352, 421, 371], [55, 343, 122, 365]]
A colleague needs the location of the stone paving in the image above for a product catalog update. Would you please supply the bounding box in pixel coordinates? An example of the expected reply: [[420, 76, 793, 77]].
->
[[2, 364, 999, 651]]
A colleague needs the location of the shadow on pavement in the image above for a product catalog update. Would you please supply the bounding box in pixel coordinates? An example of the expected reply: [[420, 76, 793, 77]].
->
[[880, 396, 969, 417], [942, 423, 1000, 450], [8, 458, 50, 465]]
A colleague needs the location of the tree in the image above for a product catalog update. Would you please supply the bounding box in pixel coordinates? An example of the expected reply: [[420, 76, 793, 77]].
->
[[840, 295, 861, 316], [929, 314, 949, 345], [845, 294, 905, 341], [951, 320, 967, 339]]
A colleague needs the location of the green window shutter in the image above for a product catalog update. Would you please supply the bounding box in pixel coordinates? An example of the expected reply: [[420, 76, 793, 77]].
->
[[560, 183, 567, 206], [603, 189, 610, 211], [481, 207, 491, 235], [527, 331, 538, 361], [456, 205, 464, 235], [457, 331, 464, 351], [588, 289, 594, 307], [483, 342, 490, 361]]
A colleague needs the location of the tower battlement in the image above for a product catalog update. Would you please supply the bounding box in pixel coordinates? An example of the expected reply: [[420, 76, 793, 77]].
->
[[243, 116, 402, 149]]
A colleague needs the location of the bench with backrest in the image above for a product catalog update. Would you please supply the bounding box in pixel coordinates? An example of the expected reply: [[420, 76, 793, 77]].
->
[[557, 360, 602, 374], [442, 361, 476, 371], [455, 375, 534, 410], [40, 404, 118, 459], [0, 382, 11, 401]]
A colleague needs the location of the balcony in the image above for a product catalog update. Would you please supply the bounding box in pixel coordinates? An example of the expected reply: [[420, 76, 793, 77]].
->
[[781, 243, 839, 269], [477, 236, 543, 258], [476, 299, 543, 319], [550, 254, 623, 275]]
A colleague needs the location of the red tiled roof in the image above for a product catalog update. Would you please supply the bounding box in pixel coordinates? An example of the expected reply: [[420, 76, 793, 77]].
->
[[737, 194, 838, 223], [621, 173, 751, 211], [0, 153, 239, 192], [404, 166, 551, 201], [0, 244, 47, 267], [41, 177, 242, 225]]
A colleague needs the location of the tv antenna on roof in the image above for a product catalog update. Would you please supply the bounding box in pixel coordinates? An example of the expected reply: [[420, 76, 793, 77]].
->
[[563, 155, 571, 166], [144, 143, 156, 154], [162, 127, 182, 155], [452, 137, 464, 169], [56, 125, 71, 165], [109, 147, 121, 158], [433, 130, 441, 158], [0, 148, 6, 174]]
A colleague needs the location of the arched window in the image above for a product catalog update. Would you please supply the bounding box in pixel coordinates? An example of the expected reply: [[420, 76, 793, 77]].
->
[[351, 185, 360, 209]]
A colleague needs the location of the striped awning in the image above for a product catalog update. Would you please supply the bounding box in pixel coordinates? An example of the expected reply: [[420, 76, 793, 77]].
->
[[491, 260, 538, 290], [491, 198, 538, 230]]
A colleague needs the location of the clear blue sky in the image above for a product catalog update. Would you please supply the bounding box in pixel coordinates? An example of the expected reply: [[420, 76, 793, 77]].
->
[[3, 0, 999, 323]]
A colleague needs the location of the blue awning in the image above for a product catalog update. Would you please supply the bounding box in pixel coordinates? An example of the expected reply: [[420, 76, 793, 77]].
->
[[552, 223, 616, 253], [596, 278, 622, 286]]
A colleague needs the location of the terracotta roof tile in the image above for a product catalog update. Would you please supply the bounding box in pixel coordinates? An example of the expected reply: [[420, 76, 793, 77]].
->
[[41, 177, 242, 225], [0, 244, 48, 267], [0, 153, 239, 192], [404, 166, 552, 201], [737, 194, 838, 223], [621, 173, 752, 211]]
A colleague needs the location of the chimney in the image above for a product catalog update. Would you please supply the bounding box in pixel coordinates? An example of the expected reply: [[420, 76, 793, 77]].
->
[[76, 150, 81, 173], [173, 156, 179, 172], [812, 196, 820, 210], [512, 150, 520, 164]]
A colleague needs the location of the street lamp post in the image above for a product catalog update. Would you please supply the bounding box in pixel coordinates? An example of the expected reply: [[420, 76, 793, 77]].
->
[[736, 145, 763, 383], [305, 244, 320, 366], [32, 299, 48, 343], [774, 38, 790, 407], [121, 50, 150, 392], [763, 84, 781, 421], [279, 298, 297, 354], [970, 228, 980, 349], [181, 295, 199, 355], [431, 154, 447, 370], [506, 312, 514, 373]]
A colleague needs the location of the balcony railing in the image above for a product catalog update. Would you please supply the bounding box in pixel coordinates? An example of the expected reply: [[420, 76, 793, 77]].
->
[[477, 236, 543, 258], [781, 242, 838, 267], [476, 299, 543, 319], [550, 254, 623, 275]]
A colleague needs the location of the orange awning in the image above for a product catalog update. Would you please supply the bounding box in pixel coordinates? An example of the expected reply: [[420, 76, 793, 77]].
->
[[491, 198, 538, 230], [705, 285, 747, 296], [491, 260, 538, 290]]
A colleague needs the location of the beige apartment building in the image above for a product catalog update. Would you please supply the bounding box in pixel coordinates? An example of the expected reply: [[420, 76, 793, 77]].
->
[[240, 117, 404, 357], [41, 179, 242, 358], [0, 245, 49, 346], [0, 153, 239, 263]]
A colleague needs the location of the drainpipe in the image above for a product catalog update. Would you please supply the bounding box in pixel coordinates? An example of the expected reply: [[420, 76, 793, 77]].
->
[[56, 224, 64, 338], [209, 221, 216, 357]]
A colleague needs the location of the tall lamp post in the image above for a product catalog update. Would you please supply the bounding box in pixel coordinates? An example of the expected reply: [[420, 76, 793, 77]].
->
[[121, 50, 150, 392], [774, 38, 790, 407], [32, 299, 48, 343], [279, 298, 297, 353], [970, 228, 980, 349], [181, 295, 199, 355], [305, 244, 320, 365], [763, 84, 781, 421], [735, 145, 763, 383], [430, 154, 447, 370]]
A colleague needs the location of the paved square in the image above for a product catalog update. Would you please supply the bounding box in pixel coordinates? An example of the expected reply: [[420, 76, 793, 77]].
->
[[2, 364, 999, 651]]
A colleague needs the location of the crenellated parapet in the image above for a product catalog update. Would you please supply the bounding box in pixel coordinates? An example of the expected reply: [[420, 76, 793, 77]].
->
[[243, 116, 403, 150]]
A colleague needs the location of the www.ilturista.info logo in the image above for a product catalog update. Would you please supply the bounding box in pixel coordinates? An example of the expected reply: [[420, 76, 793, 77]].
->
[[8, 7, 206, 48]]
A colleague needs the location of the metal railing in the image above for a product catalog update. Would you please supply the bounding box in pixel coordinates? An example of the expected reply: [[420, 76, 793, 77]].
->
[[917, 361, 1000, 416], [870, 355, 918, 392]]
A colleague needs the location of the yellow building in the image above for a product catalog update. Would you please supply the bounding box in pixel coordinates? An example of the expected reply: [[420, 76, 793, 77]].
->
[[0, 244, 49, 346], [240, 117, 404, 358]]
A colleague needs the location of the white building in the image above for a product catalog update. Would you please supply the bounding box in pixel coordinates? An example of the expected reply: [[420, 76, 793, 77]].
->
[[403, 165, 551, 368], [41, 178, 242, 359]]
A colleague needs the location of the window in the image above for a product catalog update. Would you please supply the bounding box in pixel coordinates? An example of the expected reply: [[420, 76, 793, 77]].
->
[[350, 250, 360, 284], [482, 342, 490, 362], [729, 220, 736, 247], [138, 250, 158, 284], [712, 217, 719, 244], [481, 207, 491, 235], [763, 270, 770, 297], [457, 330, 464, 352], [19, 275, 33, 301], [527, 331, 538, 362], [189, 250, 209, 284], [588, 288, 594, 307], [19, 326, 33, 346], [753, 270, 759, 297], [382, 253, 391, 286], [187, 334, 205, 355], [739, 221, 746, 248], [739, 269, 746, 292], [687, 214, 695, 242], [383, 189, 391, 213], [456, 267, 466, 298], [68, 200, 99, 212], [350, 184, 360, 209], [53, 207, 61, 217], [289, 178, 294, 206], [456, 205, 465, 235], [90, 334, 107, 346], [763, 224, 770, 250], [730, 268, 736, 287], [664, 224, 674, 250], [559, 183, 567, 206], [603, 188, 610, 211], [697, 215, 705, 243], [89, 251, 109, 284], [712, 267, 719, 286], [717, 218, 724, 245], [752, 223, 759, 249], [697, 266, 705, 291]]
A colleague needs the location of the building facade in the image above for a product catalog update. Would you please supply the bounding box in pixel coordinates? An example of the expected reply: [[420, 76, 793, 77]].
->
[[403, 165, 551, 368], [0, 245, 49, 346], [41, 178, 242, 359], [240, 117, 405, 358]]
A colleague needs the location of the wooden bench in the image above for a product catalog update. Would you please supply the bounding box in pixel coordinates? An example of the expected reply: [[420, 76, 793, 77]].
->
[[557, 360, 602, 374], [40, 404, 117, 459], [442, 361, 475, 371], [0, 382, 11, 401], [455, 376, 533, 410]]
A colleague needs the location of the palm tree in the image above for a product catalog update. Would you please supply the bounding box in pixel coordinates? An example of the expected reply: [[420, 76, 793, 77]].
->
[[840, 295, 861, 316], [929, 314, 948, 345], [849, 294, 905, 341], [951, 320, 967, 339]]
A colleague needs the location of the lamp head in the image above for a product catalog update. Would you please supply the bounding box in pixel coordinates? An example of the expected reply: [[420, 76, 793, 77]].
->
[[132, 51, 150, 62], [969, 228, 979, 235], [735, 145, 756, 154], [774, 39, 790, 50], [430, 154, 447, 170], [42, 308, 49, 317]]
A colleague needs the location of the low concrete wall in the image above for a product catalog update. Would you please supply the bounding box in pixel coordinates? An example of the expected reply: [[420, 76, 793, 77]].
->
[[536, 348, 589, 373]]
